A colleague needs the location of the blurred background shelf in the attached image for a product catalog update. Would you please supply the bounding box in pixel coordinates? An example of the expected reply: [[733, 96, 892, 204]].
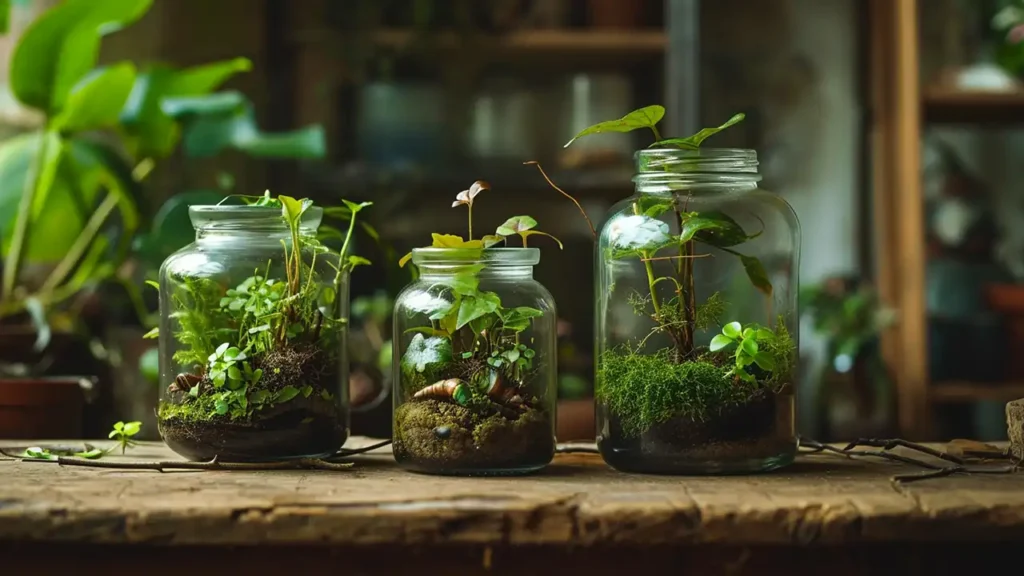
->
[[931, 382, 1024, 403], [923, 89, 1024, 124]]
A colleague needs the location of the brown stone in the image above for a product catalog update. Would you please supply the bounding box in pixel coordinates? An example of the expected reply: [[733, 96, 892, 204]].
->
[[1008, 399, 1024, 460]]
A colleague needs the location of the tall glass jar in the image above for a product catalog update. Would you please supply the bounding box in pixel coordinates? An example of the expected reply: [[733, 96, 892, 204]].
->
[[595, 149, 799, 474], [392, 248, 557, 475], [157, 205, 349, 461]]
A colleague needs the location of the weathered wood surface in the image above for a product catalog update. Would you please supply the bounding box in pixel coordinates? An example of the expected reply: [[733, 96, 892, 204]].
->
[[1, 438, 1022, 547]]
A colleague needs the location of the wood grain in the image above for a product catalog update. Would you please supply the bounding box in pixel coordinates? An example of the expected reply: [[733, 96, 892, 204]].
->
[[1, 438, 1022, 547]]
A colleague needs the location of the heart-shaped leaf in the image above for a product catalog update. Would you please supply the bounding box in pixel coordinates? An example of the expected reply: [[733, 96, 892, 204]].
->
[[722, 322, 742, 339], [565, 105, 665, 147], [608, 215, 672, 251], [456, 291, 501, 329], [709, 334, 734, 352], [401, 333, 453, 373], [496, 215, 538, 236], [652, 113, 745, 149]]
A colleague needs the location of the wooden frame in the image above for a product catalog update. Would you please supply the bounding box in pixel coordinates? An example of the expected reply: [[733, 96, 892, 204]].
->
[[869, 0, 930, 439]]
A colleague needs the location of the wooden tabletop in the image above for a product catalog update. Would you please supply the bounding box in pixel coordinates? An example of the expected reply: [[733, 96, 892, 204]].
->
[[1, 437, 1022, 549]]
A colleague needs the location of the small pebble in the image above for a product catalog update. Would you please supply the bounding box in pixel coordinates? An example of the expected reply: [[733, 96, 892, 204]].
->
[[434, 426, 451, 440]]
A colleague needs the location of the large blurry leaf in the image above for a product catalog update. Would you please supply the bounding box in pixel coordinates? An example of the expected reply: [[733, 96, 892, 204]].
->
[[134, 190, 224, 267], [692, 211, 760, 248], [400, 333, 452, 374], [179, 102, 326, 159], [456, 291, 500, 330], [652, 114, 746, 149], [53, 63, 137, 132], [120, 58, 252, 159], [160, 91, 246, 118], [0, 0, 11, 35], [24, 296, 50, 351], [565, 105, 664, 148], [10, 0, 153, 113]]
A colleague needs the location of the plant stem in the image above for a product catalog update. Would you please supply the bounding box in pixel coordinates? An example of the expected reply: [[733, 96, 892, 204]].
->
[[643, 256, 662, 317], [2, 129, 56, 301], [39, 194, 120, 293], [523, 161, 597, 238], [468, 204, 473, 240], [650, 125, 663, 143]]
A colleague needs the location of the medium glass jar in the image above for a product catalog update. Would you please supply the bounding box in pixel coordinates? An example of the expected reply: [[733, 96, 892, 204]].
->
[[595, 149, 800, 474], [157, 205, 349, 461], [392, 248, 557, 475]]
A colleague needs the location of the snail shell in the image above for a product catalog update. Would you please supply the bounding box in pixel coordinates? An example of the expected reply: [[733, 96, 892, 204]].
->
[[412, 378, 462, 400]]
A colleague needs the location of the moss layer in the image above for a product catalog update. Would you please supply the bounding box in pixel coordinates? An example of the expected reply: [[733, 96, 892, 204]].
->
[[393, 399, 553, 473], [596, 347, 762, 437]]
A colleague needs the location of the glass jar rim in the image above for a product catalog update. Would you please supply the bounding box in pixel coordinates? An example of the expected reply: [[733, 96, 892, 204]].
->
[[411, 247, 540, 267], [188, 205, 324, 231], [634, 147, 759, 174]]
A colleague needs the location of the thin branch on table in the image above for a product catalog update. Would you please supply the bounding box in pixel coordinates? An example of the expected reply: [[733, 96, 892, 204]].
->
[[330, 439, 393, 458], [799, 437, 1021, 484], [0, 449, 353, 472]]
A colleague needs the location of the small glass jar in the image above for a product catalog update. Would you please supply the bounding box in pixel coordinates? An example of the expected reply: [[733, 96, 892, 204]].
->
[[595, 149, 800, 474], [392, 248, 557, 475], [157, 205, 349, 461]]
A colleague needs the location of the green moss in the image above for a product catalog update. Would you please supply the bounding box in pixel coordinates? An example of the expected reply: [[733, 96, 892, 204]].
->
[[761, 316, 795, 389], [596, 347, 759, 437], [158, 394, 221, 424]]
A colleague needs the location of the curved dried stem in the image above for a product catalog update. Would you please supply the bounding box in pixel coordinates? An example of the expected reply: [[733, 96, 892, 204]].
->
[[523, 161, 596, 239]]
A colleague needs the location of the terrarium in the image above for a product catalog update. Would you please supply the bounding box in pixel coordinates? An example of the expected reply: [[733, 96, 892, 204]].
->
[[152, 192, 371, 461], [392, 181, 560, 475], [571, 107, 800, 474]]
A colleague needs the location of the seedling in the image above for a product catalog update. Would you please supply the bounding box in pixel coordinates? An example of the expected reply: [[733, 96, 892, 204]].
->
[[109, 421, 142, 455]]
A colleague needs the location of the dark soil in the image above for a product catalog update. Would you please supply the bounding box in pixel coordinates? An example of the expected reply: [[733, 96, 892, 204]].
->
[[598, 389, 797, 474], [393, 399, 554, 476], [159, 344, 346, 462], [159, 410, 346, 462]]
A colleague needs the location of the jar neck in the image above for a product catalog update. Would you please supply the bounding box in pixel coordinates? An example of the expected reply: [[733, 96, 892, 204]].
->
[[196, 228, 317, 248], [189, 205, 323, 249], [418, 264, 534, 281], [634, 148, 761, 196]]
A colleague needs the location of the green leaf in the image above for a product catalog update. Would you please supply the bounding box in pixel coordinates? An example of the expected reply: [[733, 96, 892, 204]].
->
[[302, 385, 313, 398], [456, 292, 501, 329], [608, 215, 671, 252], [430, 233, 484, 250], [495, 215, 538, 236], [403, 292, 452, 318], [741, 337, 759, 356], [227, 365, 241, 381], [278, 195, 307, 225], [248, 324, 271, 334], [215, 342, 229, 357], [738, 254, 773, 296], [565, 105, 665, 147], [214, 400, 229, 415], [74, 448, 104, 459], [122, 421, 141, 436], [135, 190, 226, 267], [10, 0, 153, 113], [679, 214, 725, 243], [753, 352, 776, 371], [160, 91, 246, 118], [756, 328, 776, 341], [722, 322, 742, 339], [500, 306, 544, 332], [145, 280, 160, 290], [652, 113, 745, 149], [400, 333, 453, 373], [342, 199, 372, 214], [0, 0, 9, 35], [742, 327, 755, 340], [348, 255, 371, 268], [398, 252, 414, 268], [709, 334, 734, 352], [53, 62, 137, 132], [403, 326, 450, 338], [503, 348, 521, 363], [120, 58, 253, 159], [223, 346, 242, 361], [250, 389, 269, 404], [447, 269, 481, 296], [692, 211, 760, 248], [178, 100, 326, 159], [520, 230, 564, 249], [23, 447, 56, 460], [23, 297, 51, 352], [452, 383, 471, 406], [114, 421, 125, 432], [275, 385, 300, 404], [480, 234, 504, 247], [139, 347, 158, 383]]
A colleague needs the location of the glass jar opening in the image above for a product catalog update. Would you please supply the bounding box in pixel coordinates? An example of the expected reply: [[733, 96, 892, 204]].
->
[[188, 205, 324, 233], [633, 148, 761, 192], [411, 247, 540, 273]]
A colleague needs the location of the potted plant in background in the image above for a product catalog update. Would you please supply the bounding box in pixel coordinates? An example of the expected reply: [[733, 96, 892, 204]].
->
[[0, 0, 325, 438], [799, 277, 896, 440]]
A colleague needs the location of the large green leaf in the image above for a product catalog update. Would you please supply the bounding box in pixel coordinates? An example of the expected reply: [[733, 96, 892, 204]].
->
[[455, 292, 501, 330], [738, 254, 773, 296], [179, 102, 326, 159], [608, 214, 671, 252], [691, 211, 761, 248], [564, 105, 664, 148], [120, 58, 252, 159], [53, 62, 136, 132], [400, 333, 452, 374], [0, 0, 11, 35], [10, 0, 153, 113], [160, 91, 246, 118], [651, 113, 745, 149]]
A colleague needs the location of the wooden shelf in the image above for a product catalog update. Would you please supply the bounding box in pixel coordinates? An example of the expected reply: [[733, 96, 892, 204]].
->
[[930, 381, 1024, 403], [923, 89, 1024, 125], [292, 28, 667, 57]]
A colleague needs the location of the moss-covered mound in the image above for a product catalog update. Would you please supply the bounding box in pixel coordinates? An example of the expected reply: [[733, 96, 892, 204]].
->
[[393, 399, 553, 474], [596, 347, 762, 437]]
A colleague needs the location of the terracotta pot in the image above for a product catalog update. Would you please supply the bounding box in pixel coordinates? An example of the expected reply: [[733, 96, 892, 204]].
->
[[0, 377, 89, 439]]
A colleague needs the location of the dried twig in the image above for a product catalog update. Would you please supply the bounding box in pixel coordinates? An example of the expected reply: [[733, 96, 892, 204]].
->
[[640, 254, 712, 262], [799, 437, 1021, 484], [523, 160, 597, 238]]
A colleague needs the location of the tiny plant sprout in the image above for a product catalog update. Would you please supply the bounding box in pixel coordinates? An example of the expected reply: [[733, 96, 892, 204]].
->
[[109, 421, 142, 455], [451, 180, 489, 240]]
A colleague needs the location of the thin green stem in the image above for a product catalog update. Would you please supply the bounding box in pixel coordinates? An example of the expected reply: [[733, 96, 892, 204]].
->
[[643, 255, 662, 317], [650, 125, 663, 143], [468, 205, 474, 240], [3, 129, 55, 300], [40, 194, 120, 293]]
